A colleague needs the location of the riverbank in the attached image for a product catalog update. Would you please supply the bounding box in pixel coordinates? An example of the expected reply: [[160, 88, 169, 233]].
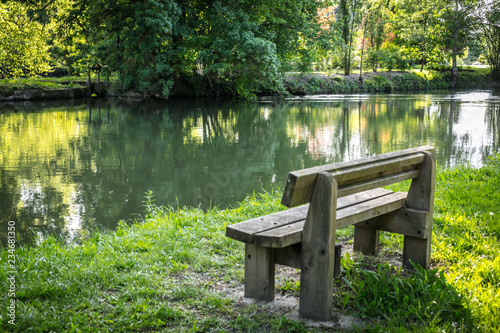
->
[[0, 77, 92, 101], [1, 157, 499, 332], [0, 67, 495, 101], [284, 68, 494, 95]]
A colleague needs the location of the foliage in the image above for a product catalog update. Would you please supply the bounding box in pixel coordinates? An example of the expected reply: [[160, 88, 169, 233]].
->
[[478, 0, 500, 79], [195, 2, 285, 100], [75, 0, 181, 98], [0, 1, 52, 77], [393, 0, 449, 71], [362, 0, 394, 72], [283, 69, 489, 95], [0, 0, 497, 98], [337, 258, 470, 328], [441, 0, 479, 87]]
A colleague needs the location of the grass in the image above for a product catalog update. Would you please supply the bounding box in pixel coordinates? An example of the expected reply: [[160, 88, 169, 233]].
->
[[0, 77, 86, 94], [284, 66, 493, 95], [1, 157, 500, 332]]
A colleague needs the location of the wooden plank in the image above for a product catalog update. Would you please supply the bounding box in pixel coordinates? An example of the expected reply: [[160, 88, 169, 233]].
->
[[337, 170, 420, 197], [299, 172, 337, 321], [335, 191, 407, 228], [353, 226, 380, 255], [332, 153, 424, 185], [244, 244, 275, 301], [282, 145, 434, 207], [254, 192, 407, 248], [254, 220, 305, 248], [283, 154, 423, 208], [403, 151, 436, 269], [355, 208, 430, 239], [225, 205, 309, 244], [275, 244, 301, 269], [226, 188, 393, 244]]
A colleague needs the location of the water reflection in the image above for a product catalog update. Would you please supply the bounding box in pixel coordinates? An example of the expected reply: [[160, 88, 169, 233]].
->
[[0, 91, 499, 246]]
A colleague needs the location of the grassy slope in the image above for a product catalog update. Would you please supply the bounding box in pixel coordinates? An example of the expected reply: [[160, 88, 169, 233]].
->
[[284, 67, 493, 95], [0, 77, 86, 95], [0, 157, 499, 332]]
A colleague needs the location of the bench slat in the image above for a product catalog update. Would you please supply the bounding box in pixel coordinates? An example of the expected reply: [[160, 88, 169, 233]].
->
[[338, 169, 420, 197], [226, 188, 393, 244], [254, 191, 407, 248], [282, 145, 434, 207]]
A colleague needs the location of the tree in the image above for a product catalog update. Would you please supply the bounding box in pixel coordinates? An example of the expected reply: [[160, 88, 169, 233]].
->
[[336, 0, 363, 75], [478, 0, 500, 79], [0, 1, 52, 77], [394, 0, 448, 71], [442, 0, 478, 87], [363, 0, 393, 72]]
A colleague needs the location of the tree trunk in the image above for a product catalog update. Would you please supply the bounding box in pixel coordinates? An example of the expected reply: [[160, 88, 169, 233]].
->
[[360, 19, 365, 81], [450, 0, 459, 88], [347, 0, 356, 76]]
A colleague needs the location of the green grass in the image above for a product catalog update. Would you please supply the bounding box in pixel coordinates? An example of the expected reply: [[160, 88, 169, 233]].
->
[[0, 77, 86, 94], [1, 157, 500, 332], [284, 67, 492, 95]]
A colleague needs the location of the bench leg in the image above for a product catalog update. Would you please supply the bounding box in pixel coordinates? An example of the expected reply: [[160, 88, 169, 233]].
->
[[299, 172, 337, 321], [405, 151, 435, 270], [353, 225, 379, 255], [403, 235, 431, 269], [244, 244, 275, 301]]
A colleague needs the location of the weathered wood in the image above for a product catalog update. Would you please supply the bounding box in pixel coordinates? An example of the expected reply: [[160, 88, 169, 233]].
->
[[225, 146, 436, 322], [244, 244, 275, 301], [226, 205, 308, 244], [275, 244, 301, 269], [337, 170, 420, 197], [334, 192, 407, 229], [403, 151, 436, 269], [299, 172, 337, 321], [353, 226, 380, 255], [226, 188, 393, 244], [331, 153, 424, 185], [284, 156, 421, 208], [275, 244, 342, 279], [253, 191, 407, 248], [282, 145, 434, 207], [355, 208, 430, 239]]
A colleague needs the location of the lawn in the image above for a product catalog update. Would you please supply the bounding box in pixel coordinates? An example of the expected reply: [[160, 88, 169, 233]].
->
[[1, 156, 499, 332]]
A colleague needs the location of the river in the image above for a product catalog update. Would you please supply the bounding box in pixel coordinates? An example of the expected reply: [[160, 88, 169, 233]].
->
[[1, 90, 499, 245]]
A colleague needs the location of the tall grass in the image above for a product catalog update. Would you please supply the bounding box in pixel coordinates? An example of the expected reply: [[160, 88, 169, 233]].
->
[[0, 157, 499, 332]]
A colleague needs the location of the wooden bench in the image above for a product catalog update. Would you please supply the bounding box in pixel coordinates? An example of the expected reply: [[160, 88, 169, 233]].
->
[[226, 146, 436, 321]]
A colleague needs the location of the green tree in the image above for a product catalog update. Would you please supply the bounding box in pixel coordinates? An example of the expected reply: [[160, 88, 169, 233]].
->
[[478, 0, 500, 79], [363, 0, 393, 72], [336, 0, 363, 75], [394, 0, 448, 71], [0, 1, 52, 77], [442, 0, 478, 87]]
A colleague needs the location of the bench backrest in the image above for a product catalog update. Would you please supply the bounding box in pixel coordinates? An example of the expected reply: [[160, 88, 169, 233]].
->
[[281, 145, 435, 208]]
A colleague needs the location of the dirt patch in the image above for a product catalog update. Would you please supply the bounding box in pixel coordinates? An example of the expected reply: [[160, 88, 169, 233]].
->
[[213, 241, 410, 330]]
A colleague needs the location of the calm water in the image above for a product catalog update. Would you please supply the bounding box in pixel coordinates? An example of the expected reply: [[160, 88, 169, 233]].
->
[[1, 90, 499, 245]]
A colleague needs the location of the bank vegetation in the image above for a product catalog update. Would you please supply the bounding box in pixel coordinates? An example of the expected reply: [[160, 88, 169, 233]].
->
[[1, 0, 499, 100]]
